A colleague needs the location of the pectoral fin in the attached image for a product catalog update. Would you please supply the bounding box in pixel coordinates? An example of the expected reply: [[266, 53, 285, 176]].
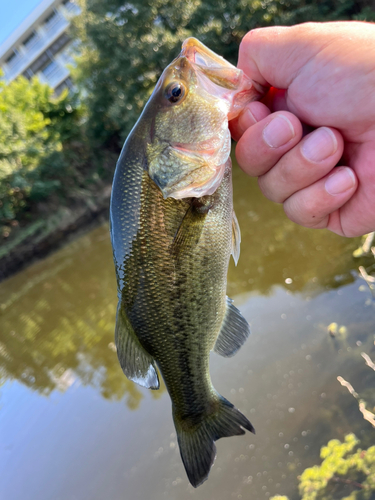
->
[[231, 210, 241, 266], [171, 205, 206, 258], [213, 297, 250, 357], [115, 302, 160, 389]]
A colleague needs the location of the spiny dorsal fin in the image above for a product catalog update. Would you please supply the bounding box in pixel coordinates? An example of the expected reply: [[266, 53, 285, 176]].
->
[[115, 302, 159, 389], [231, 210, 241, 266], [213, 297, 250, 357]]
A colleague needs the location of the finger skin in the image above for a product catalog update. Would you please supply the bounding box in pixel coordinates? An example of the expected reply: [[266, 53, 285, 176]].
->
[[258, 127, 344, 203], [230, 101, 271, 141], [283, 167, 358, 230], [238, 22, 375, 137], [235, 111, 303, 176], [329, 141, 375, 237]]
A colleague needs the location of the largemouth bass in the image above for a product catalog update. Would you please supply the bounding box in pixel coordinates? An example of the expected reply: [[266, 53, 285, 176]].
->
[[110, 38, 262, 487]]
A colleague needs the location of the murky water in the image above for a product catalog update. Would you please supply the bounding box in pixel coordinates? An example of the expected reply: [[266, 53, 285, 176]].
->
[[1, 162, 375, 500]]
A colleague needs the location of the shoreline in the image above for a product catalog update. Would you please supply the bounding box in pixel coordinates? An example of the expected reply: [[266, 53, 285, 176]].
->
[[0, 186, 112, 283]]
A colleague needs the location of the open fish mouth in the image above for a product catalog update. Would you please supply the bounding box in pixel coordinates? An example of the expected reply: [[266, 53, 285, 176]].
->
[[181, 37, 243, 90], [180, 37, 264, 119]]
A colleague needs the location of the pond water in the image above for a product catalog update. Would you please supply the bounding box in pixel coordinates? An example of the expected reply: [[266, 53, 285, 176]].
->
[[1, 161, 375, 500]]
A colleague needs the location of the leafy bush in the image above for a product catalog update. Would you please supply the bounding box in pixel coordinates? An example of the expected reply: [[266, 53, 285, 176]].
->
[[0, 75, 86, 234], [271, 434, 375, 500]]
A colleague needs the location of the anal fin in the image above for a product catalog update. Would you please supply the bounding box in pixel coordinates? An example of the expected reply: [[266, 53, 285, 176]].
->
[[115, 302, 159, 389], [213, 297, 250, 357]]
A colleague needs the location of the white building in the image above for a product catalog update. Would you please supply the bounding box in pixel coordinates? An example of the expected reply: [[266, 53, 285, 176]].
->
[[0, 0, 79, 93]]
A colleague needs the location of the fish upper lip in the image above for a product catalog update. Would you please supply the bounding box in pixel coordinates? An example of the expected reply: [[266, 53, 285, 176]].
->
[[181, 37, 233, 70]]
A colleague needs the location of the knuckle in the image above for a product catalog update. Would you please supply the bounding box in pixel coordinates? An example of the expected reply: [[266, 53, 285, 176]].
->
[[283, 199, 300, 224], [284, 195, 326, 227], [241, 26, 283, 50], [258, 175, 283, 203], [241, 28, 263, 46], [303, 196, 323, 220]]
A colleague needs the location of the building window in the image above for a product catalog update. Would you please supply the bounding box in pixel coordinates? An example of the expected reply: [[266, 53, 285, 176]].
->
[[42, 60, 59, 79], [5, 50, 20, 69], [6, 51, 17, 64], [44, 10, 57, 25], [23, 31, 39, 50], [62, 0, 80, 14]]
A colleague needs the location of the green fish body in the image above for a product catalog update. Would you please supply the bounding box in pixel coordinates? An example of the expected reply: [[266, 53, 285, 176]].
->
[[110, 38, 262, 487]]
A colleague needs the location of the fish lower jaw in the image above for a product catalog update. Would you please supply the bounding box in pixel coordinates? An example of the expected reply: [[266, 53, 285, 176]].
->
[[161, 159, 228, 200], [161, 131, 231, 199]]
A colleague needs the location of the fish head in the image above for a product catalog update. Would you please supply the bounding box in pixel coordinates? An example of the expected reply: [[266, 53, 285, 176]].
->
[[143, 38, 263, 199]]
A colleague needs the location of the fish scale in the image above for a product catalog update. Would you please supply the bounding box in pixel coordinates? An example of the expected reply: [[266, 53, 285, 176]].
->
[[110, 37, 262, 487]]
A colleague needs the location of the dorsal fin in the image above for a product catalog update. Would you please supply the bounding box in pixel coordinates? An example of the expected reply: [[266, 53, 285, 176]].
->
[[231, 210, 241, 266], [213, 297, 250, 357], [115, 302, 159, 389]]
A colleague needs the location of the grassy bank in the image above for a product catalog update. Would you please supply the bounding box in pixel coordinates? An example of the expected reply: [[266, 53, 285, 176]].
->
[[0, 181, 113, 282]]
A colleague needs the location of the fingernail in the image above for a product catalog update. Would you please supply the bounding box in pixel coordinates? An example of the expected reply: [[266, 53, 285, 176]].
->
[[263, 115, 295, 148], [302, 127, 337, 162], [238, 109, 257, 133], [325, 167, 356, 195], [243, 108, 258, 125]]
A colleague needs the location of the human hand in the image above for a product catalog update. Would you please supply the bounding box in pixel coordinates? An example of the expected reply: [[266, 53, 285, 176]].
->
[[231, 22, 375, 237]]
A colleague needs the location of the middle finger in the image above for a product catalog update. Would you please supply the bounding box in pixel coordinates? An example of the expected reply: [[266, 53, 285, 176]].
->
[[258, 127, 344, 203]]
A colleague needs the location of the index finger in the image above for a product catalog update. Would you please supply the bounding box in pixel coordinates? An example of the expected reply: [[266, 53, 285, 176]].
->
[[237, 23, 364, 88]]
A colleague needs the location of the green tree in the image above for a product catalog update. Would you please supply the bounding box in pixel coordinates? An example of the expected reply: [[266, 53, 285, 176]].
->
[[72, 0, 375, 149], [0, 75, 85, 233]]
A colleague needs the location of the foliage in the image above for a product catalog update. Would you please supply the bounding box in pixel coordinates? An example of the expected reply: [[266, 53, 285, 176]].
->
[[0, 75, 87, 235], [271, 434, 375, 500], [2, 0, 375, 240], [71, 0, 375, 149]]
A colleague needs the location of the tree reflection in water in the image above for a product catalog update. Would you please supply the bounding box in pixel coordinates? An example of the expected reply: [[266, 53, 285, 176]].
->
[[0, 164, 364, 409], [0, 228, 166, 409]]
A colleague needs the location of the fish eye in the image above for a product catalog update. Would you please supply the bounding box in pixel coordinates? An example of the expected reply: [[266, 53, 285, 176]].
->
[[165, 82, 186, 104]]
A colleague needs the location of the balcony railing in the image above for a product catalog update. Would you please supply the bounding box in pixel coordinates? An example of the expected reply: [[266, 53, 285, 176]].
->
[[62, 1, 80, 15], [4, 56, 24, 81], [39, 63, 70, 88], [23, 36, 47, 63], [44, 12, 68, 34], [3, 13, 69, 83]]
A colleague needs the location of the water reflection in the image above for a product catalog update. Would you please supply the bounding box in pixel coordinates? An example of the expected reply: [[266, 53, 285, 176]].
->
[[1, 166, 375, 500], [228, 160, 360, 298], [0, 164, 365, 399], [0, 229, 166, 407]]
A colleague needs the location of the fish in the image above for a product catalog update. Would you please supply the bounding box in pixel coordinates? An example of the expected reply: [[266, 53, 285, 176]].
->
[[110, 38, 263, 487]]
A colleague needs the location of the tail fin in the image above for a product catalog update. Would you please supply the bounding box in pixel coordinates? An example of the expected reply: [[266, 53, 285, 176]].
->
[[173, 395, 254, 488]]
